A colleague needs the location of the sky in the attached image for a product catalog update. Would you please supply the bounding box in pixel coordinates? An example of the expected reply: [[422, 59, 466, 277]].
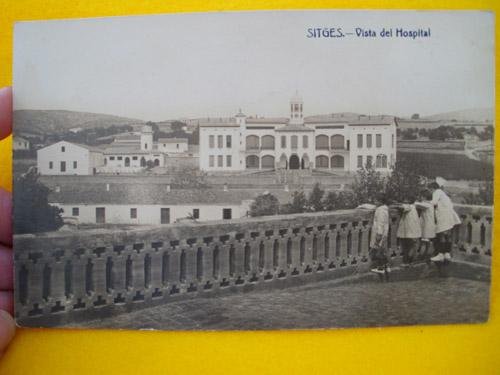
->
[[13, 10, 494, 121]]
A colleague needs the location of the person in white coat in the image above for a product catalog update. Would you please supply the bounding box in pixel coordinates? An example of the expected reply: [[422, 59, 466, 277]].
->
[[427, 181, 461, 262], [414, 189, 436, 261], [367, 194, 391, 274], [394, 195, 422, 267]]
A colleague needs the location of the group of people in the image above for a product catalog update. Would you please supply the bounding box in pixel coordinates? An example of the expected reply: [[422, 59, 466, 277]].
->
[[367, 178, 461, 274]]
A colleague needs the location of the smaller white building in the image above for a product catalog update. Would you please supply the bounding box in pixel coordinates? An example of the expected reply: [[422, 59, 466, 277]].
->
[[50, 184, 254, 225], [13, 136, 30, 151], [37, 141, 104, 175], [157, 138, 189, 153]]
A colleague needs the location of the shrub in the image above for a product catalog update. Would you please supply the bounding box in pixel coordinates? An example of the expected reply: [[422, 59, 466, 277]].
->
[[249, 193, 280, 217]]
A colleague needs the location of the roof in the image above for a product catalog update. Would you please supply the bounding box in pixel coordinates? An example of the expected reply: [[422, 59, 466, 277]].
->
[[275, 124, 314, 132], [49, 184, 257, 205], [246, 117, 289, 125], [103, 146, 150, 155], [72, 143, 105, 153], [14, 136, 29, 142], [199, 122, 239, 128], [158, 138, 188, 143]]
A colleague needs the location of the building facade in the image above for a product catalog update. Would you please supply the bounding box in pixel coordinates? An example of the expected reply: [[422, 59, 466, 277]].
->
[[13, 136, 30, 151], [200, 93, 397, 172], [37, 141, 104, 175]]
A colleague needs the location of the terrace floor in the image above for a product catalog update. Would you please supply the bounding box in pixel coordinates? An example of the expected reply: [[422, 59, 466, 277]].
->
[[67, 264, 490, 331]]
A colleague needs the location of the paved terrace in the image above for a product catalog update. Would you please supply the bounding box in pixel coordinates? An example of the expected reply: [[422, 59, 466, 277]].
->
[[69, 266, 489, 330]]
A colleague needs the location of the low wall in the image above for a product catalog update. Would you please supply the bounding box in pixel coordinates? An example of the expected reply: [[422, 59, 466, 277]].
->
[[14, 204, 492, 327]]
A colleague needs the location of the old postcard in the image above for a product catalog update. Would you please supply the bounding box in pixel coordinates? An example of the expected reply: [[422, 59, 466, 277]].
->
[[12, 10, 493, 330]]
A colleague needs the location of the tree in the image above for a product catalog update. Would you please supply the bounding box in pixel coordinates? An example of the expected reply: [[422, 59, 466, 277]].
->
[[308, 183, 325, 212], [281, 191, 308, 214], [14, 171, 63, 234], [249, 193, 280, 217], [411, 113, 420, 120], [385, 158, 427, 203], [350, 165, 386, 205], [323, 190, 357, 211]]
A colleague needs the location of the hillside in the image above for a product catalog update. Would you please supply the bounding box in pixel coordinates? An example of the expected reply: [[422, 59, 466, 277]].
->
[[423, 108, 494, 123], [14, 110, 144, 135]]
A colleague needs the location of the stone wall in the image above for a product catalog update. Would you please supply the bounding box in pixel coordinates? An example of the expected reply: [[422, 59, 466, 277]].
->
[[14, 204, 492, 327]]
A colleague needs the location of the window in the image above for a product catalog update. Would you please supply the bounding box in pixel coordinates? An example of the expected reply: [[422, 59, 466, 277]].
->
[[73, 161, 77, 169], [315, 155, 329, 168], [193, 209, 200, 219], [217, 135, 223, 148], [209, 155, 214, 167], [49, 161, 53, 169], [291, 135, 298, 149], [331, 135, 344, 149], [357, 134, 363, 148], [367, 134, 372, 148], [331, 155, 345, 168], [217, 155, 223, 167], [96, 207, 105, 224], [60, 161, 66, 172], [209, 135, 215, 148], [315, 135, 329, 150], [132, 156, 138, 160], [160, 208, 170, 224], [144, 143, 148, 150], [392, 134, 394, 148], [261, 155, 275, 168], [130, 208, 137, 219], [226, 155, 232, 167], [72, 207, 79, 216], [303, 135, 308, 148], [117, 156, 123, 161], [110, 156, 115, 160], [261, 135, 275, 150], [246, 135, 259, 150], [226, 135, 232, 148], [223, 208, 232, 220], [61, 146, 65, 152], [281, 135, 286, 148], [357, 155, 363, 168], [376, 134, 382, 148], [366, 156, 373, 168], [176, 144, 179, 149], [246, 155, 259, 169]]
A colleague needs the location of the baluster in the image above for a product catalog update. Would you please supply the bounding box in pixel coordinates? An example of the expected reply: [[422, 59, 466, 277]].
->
[[262, 236, 275, 279], [49, 250, 68, 313], [183, 243, 197, 291], [91, 248, 109, 307], [111, 246, 129, 304], [150, 245, 165, 299]]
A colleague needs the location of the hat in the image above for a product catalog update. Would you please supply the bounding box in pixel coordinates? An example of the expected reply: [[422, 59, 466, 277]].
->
[[435, 176, 447, 188]]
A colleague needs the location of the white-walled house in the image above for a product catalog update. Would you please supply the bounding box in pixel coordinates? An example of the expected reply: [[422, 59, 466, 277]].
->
[[199, 93, 397, 173], [13, 136, 30, 151], [50, 184, 254, 225], [157, 138, 189, 153], [37, 141, 104, 175]]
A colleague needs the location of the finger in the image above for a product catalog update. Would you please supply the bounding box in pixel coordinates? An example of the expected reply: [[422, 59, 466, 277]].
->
[[0, 245, 13, 291], [0, 292, 13, 315], [0, 87, 12, 141], [0, 189, 12, 247], [0, 309, 15, 354]]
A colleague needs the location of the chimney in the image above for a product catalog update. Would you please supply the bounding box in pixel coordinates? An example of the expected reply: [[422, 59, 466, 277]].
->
[[223, 183, 228, 192], [166, 184, 171, 192], [106, 183, 110, 192], [55, 185, 60, 193]]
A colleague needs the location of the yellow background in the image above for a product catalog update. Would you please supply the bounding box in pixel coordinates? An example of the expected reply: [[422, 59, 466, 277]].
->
[[0, 1, 498, 374]]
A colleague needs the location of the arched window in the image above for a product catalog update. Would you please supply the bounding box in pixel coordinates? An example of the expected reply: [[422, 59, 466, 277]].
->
[[154, 159, 160, 167], [382, 155, 388, 168], [331, 135, 345, 149], [315, 135, 329, 150], [246, 135, 259, 150], [291, 135, 298, 149], [124, 157, 130, 167], [331, 155, 344, 169], [261, 155, 275, 169], [261, 135, 275, 150], [140, 157, 146, 167], [315, 155, 329, 168], [246, 155, 259, 169]]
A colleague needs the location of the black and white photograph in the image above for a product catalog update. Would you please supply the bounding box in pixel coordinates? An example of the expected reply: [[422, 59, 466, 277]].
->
[[12, 10, 493, 330]]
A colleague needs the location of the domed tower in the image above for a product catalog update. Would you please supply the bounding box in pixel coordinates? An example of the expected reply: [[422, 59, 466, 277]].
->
[[290, 91, 303, 124], [140, 124, 153, 151]]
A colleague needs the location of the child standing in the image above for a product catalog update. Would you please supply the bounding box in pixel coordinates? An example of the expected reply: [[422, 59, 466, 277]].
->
[[368, 194, 390, 274], [415, 189, 436, 261], [395, 196, 422, 267]]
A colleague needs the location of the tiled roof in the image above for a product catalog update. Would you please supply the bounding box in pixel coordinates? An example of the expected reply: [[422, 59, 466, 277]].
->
[[49, 184, 257, 205], [71, 143, 105, 153], [199, 122, 239, 128], [103, 146, 150, 155]]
